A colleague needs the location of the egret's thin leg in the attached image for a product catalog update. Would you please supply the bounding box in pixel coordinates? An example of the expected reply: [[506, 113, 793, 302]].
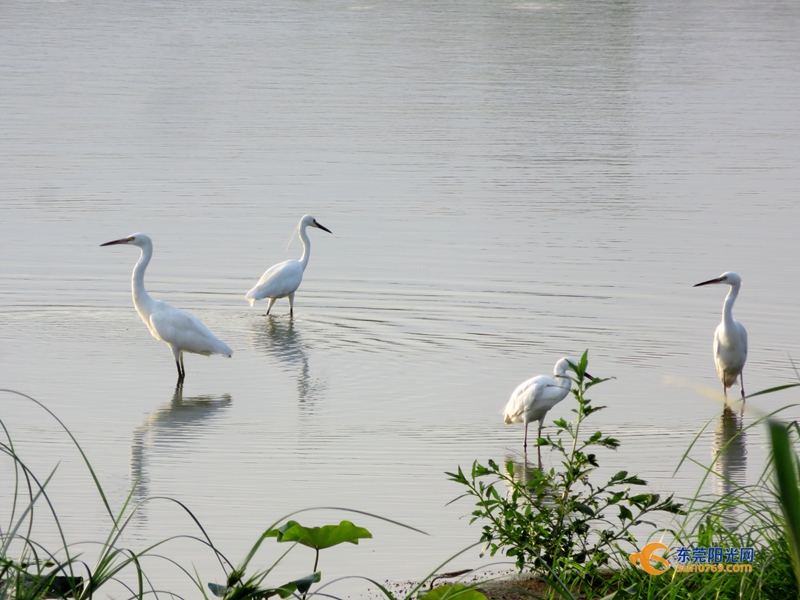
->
[[172, 346, 184, 380], [740, 373, 746, 414], [537, 422, 543, 469], [180, 354, 185, 378], [523, 422, 528, 454], [537, 445, 542, 470], [289, 292, 295, 317], [264, 297, 277, 316]]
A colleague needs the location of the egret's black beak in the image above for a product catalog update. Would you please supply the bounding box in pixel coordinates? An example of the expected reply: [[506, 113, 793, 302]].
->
[[584, 372, 594, 380], [694, 276, 725, 287], [315, 222, 332, 234], [100, 238, 130, 247]]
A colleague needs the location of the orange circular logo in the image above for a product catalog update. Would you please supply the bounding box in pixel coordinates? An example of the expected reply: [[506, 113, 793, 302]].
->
[[629, 542, 671, 575]]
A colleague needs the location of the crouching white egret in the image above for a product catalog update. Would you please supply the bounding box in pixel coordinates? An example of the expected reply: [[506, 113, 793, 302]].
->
[[694, 271, 748, 411], [245, 214, 332, 316], [101, 233, 233, 381], [502, 357, 590, 458]]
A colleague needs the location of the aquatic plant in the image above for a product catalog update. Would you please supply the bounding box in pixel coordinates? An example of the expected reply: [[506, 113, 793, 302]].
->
[[447, 352, 684, 594], [593, 398, 800, 599], [448, 371, 800, 600], [206, 516, 375, 600], [207, 512, 491, 600], [0, 389, 488, 600], [0, 389, 235, 599]]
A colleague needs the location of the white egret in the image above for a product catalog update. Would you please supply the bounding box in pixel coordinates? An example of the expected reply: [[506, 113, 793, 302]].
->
[[245, 214, 332, 316], [694, 271, 748, 410], [502, 357, 590, 457], [101, 233, 233, 381]]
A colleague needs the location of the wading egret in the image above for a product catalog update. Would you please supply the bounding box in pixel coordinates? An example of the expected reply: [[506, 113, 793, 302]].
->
[[101, 233, 233, 381], [694, 272, 748, 410], [502, 357, 591, 459], [245, 214, 332, 316]]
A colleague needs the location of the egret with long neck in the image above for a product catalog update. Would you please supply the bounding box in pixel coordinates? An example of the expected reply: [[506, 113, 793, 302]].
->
[[694, 272, 748, 411], [101, 233, 233, 381], [502, 357, 591, 464], [245, 214, 332, 316]]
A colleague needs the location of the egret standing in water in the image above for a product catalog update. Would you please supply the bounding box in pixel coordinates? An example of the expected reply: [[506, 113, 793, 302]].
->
[[101, 234, 233, 382], [694, 272, 748, 411], [502, 357, 590, 460], [245, 214, 332, 316]]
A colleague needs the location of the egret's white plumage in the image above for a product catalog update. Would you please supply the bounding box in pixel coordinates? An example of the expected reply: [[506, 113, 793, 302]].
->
[[245, 214, 332, 316], [101, 233, 232, 381], [694, 272, 748, 410], [502, 357, 586, 455]]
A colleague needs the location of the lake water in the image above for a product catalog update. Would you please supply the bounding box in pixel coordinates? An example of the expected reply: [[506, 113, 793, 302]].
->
[[2, 0, 800, 596]]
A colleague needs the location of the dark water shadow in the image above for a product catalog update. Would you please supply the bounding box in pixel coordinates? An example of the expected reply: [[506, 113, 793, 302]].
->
[[710, 407, 747, 524], [249, 317, 326, 411], [130, 385, 232, 523]]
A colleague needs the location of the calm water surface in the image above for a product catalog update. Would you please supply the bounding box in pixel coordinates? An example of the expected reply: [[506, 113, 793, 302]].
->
[[2, 0, 800, 595]]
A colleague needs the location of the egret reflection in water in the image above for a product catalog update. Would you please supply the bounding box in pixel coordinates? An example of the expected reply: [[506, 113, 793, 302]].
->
[[130, 386, 232, 512], [710, 407, 747, 504], [504, 454, 541, 495], [249, 317, 326, 409]]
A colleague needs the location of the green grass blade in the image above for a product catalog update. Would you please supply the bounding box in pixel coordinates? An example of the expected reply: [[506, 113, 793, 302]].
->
[[0, 390, 117, 524], [745, 383, 800, 400], [768, 419, 800, 587]]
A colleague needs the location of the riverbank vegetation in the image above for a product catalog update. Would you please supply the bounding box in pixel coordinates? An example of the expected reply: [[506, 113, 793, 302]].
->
[[3, 359, 800, 599], [449, 354, 800, 599], [0, 389, 484, 600]]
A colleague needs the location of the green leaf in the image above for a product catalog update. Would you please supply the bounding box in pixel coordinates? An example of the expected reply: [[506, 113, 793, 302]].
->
[[418, 584, 487, 600], [265, 520, 298, 541], [214, 573, 322, 600], [621, 475, 646, 486], [598, 437, 620, 449], [610, 471, 628, 482], [274, 572, 321, 598], [629, 494, 655, 507], [267, 520, 372, 550]]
